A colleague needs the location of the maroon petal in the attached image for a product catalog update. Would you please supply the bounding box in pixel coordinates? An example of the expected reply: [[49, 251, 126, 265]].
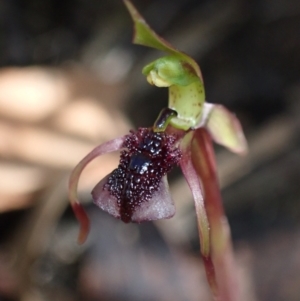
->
[[92, 174, 120, 219], [131, 176, 175, 222], [92, 175, 175, 222]]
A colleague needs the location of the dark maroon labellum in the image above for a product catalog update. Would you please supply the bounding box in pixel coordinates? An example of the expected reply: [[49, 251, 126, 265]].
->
[[104, 128, 182, 222]]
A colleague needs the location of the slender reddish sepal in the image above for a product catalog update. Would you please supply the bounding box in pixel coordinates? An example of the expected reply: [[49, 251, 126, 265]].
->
[[179, 132, 210, 257], [68, 136, 125, 243], [202, 255, 218, 298], [191, 128, 240, 301], [72, 202, 90, 245]]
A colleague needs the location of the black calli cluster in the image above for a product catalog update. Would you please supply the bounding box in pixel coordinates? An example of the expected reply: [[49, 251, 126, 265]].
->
[[104, 128, 182, 222]]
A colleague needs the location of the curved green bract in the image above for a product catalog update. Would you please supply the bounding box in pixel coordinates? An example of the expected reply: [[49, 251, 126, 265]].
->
[[124, 0, 202, 81], [124, 0, 206, 130], [143, 56, 198, 87]]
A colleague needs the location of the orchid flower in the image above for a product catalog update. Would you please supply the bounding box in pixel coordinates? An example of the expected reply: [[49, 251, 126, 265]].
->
[[68, 1, 248, 300]]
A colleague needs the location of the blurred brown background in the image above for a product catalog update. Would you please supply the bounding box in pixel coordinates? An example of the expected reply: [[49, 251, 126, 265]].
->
[[0, 0, 300, 300]]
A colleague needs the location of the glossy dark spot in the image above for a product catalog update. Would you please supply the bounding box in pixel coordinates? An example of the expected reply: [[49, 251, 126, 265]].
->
[[129, 153, 151, 174]]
